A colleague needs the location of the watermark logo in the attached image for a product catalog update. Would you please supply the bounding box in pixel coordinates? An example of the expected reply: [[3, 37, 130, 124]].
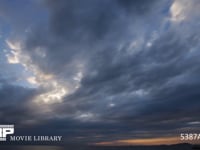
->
[[0, 124, 62, 143], [0, 125, 14, 141]]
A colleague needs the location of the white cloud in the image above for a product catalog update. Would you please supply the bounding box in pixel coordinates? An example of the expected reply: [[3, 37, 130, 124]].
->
[[6, 40, 21, 50], [170, 0, 200, 23], [34, 80, 68, 104], [6, 40, 21, 64], [26, 76, 38, 85], [6, 50, 19, 64], [108, 103, 115, 108], [170, 0, 186, 22], [6, 39, 69, 104], [75, 112, 98, 122]]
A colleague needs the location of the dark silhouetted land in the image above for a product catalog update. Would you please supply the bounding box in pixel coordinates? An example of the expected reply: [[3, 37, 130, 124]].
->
[[0, 143, 199, 150]]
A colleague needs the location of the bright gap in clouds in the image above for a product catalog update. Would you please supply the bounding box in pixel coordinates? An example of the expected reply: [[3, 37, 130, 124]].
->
[[5, 39, 71, 104]]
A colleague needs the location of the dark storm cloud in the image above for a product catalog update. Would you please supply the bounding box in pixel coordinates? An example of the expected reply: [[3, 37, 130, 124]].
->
[[0, 82, 38, 124], [24, 0, 200, 141], [24, 0, 162, 75], [0, 66, 40, 125], [1, 0, 200, 144], [52, 29, 200, 142]]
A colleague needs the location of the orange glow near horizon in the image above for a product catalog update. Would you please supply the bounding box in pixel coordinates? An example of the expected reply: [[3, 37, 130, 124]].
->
[[95, 137, 198, 146]]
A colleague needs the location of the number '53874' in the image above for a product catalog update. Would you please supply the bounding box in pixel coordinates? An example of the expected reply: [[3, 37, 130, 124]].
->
[[180, 133, 200, 140]]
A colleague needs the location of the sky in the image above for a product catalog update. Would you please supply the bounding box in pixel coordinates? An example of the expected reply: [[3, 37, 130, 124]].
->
[[0, 0, 200, 146]]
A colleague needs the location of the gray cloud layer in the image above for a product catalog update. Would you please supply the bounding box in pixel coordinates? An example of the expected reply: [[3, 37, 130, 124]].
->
[[0, 0, 200, 144]]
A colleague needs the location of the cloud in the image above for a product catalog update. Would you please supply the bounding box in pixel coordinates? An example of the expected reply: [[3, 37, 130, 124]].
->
[[170, 0, 200, 22], [0, 81, 38, 125], [0, 0, 200, 144]]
